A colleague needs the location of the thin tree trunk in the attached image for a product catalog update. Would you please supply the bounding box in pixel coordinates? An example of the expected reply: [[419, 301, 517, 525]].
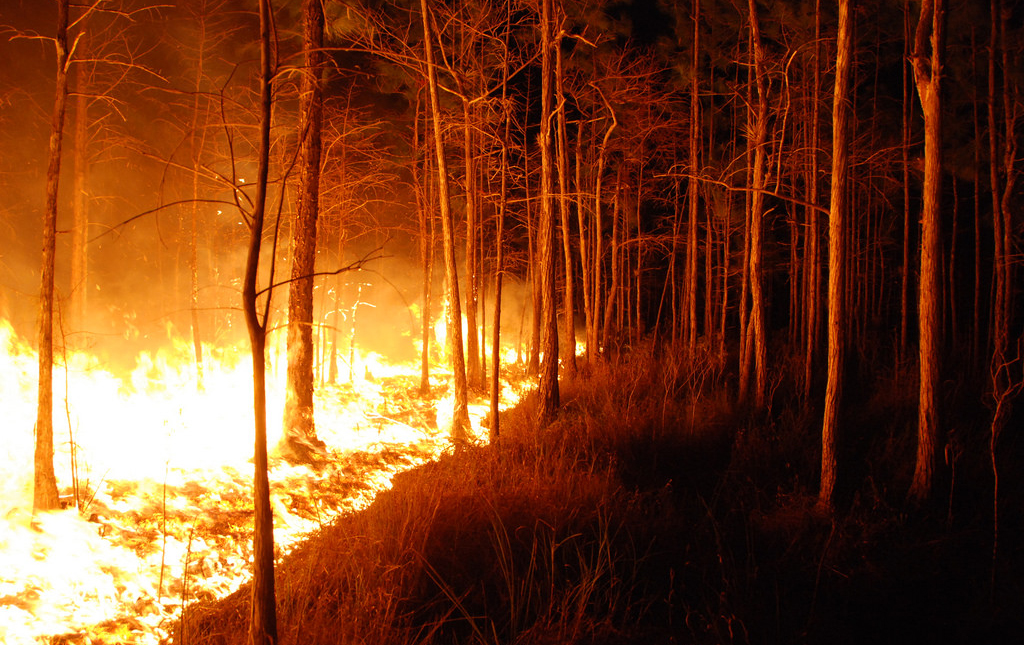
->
[[574, 125, 593, 362], [414, 94, 434, 396], [462, 98, 481, 388], [592, 90, 617, 357], [490, 30, 510, 441], [909, 0, 946, 505], [685, 0, 701, 358], [538, 0, 559, 421], [421, 0, 470, 439], [70, 52, 89, 340], [34, 0, 70, 515], [900, 4, 912, 363], [187, 13, 210, 386], [555, 19, 576, 378], [246, 1, 277, 642], [819, 0, 853, 512], [803, 0, 821, 400], [746, 0, 769, 410], [602, 179, 621, 355]]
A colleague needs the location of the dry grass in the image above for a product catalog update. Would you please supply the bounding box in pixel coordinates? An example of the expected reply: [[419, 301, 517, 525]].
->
[[181, 342, 1022, 645]]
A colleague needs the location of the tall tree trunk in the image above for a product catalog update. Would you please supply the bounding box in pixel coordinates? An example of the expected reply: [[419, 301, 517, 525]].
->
[[819, 0, 853, 512], [592, 91, 617, 357], [538, 0, 559, 421], [414, 94, 434, 396], [187, 12, 212, 386], [575, 126, 593, 362], [601, 178, 621, 354], [685, 0, 701, 358], [490, 32, 511, 442], [745, 0, 769, 409], [245, 1, 277, 642], [282, 0, 326, 462], [900, 4, 913, 364], [70, 53, 89, 341], [421, 0, 470, 439], [803, 0, 822, 399], [909, 0, 946, 505], [462, 98, 482, 388], [34, 0, 70, 515], [555, 18, 577, 378]]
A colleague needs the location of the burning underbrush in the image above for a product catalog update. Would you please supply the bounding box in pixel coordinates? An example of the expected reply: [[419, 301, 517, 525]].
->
[[0, 320, 516, 644]]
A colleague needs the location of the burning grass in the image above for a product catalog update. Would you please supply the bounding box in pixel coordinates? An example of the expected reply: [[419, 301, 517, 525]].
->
[[1, 320, 513, 644]]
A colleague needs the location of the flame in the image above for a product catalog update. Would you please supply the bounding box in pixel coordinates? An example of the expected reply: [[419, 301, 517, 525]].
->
[[0, 318, 521, 644]]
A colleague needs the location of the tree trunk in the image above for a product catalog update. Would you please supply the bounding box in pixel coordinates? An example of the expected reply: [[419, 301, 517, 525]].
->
[[909, 0, 946, 505], [803, 0, 822, 400], [462, 98, 482, 388], [34, 0, 70, 515], [746, 0, 769, 410], [900, 4, 912, 364], [555, 19, 577, 378], [538, 0, 559, 421], [819, 0, 853, 512], [575, 126, 593, 363], [685, 0, 701, 358], [414, 95, 434, 396], [490, 33, 511, 442], [281, 0, 326, 462], [245, 2, 277, 643], [421, 0, 470, 439], [70, 53, 89, 340], [592, 91, 617, 357]]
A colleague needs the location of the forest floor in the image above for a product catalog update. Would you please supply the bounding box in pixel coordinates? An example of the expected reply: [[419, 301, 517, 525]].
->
[[183, 342, 1024, 645]]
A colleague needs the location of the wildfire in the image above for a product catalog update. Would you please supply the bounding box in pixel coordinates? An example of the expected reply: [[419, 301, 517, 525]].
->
[[0, 318, 518, 644]]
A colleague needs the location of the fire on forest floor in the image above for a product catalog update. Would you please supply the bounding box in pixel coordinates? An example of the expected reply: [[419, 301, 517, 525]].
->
[[0, 322, 520, 645]]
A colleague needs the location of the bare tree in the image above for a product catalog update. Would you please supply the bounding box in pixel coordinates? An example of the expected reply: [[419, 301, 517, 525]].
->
[[244, 0, 277, 641], [742, 0, 769, 410], [421, 0, 470, 440], [34, 0, 71, 515], [537, 0, 559, 421], [908, 0, 946, 505], [818, 0, 853, 513], [281, 0, 327, 463]]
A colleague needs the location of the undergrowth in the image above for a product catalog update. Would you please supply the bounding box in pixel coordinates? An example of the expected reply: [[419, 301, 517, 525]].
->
[[182, 340, 1022, 645]]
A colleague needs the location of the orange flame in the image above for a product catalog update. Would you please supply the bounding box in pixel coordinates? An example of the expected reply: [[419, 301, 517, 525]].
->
[[0, 317, 520, 643]]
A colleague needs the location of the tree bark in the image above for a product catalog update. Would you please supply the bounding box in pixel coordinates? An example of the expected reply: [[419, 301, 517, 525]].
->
[[490, 29, 511, 442], [745, 0, 769, 409], [70, 50, 89, 340], [803, 0, 821, 400], [414, 94, 434, 396], [819, 0, 853, 512], [538, 0, 559, 421], [592, 90, 617, 357], [282, 0, 326, 463], [462, 97, 482, 387], [555, 15, 577, 378], [684, 0, 700, 358], [421, 0, 470, 439], [909, 0, 946, 505], [34, 0, 71, 515], [246, 1, 277, 642]]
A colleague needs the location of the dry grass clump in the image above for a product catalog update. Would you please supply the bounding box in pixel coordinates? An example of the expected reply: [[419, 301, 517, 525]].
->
[[181, 358, 701, 645], [182, 342, 1019, 645]]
